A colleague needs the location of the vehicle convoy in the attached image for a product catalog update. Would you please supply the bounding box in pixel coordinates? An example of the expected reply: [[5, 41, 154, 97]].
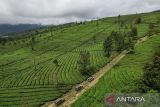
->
[[87, 76, 95, 82], [75, 84, 84, 91], [54, 98, 65, 106]]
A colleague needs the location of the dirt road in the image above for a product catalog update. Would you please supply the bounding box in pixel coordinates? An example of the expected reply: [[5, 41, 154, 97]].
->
[[42, 36, 148, 107]]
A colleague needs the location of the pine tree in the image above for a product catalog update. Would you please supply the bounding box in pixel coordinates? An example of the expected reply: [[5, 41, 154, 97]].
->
[[103, 36, 112, 57], [118, 14, 121, 24], [131, 27, 138, 40], [78, 51, 92, 76], [114, 32, 125, 52], [31, 33, 36, 71]]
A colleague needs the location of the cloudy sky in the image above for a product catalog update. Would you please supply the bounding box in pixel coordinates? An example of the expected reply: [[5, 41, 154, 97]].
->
[[0, 0, 160, 25]]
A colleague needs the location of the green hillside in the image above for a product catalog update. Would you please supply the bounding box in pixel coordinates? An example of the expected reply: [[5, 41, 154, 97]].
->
[[0, 12, 159, 107], [72, 33, 160, 107], [72, 14, 160, 106]]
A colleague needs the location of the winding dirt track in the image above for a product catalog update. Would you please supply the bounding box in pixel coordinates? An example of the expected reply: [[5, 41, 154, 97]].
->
[[42, 36, 148, 107]]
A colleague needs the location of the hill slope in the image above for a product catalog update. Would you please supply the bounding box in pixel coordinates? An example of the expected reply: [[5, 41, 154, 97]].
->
[[72, 33, 160, 107], [0, 12, 159, 107]]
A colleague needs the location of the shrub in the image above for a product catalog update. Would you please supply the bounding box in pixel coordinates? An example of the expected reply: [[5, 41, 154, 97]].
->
[[135, 17, 142, 24], [143, 51, 160, 92]]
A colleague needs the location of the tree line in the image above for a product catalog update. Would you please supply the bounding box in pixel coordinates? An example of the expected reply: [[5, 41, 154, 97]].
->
[[77, 15, 139, 76]]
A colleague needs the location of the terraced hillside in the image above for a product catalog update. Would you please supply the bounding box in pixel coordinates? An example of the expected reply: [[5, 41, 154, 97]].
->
[[0, 12, 159, 107], [72, 26, 160, 106]]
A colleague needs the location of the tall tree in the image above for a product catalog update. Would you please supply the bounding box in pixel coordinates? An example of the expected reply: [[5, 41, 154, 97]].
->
[[131, 27, 138, 40], [143, 52, 160, 92], [129, 37, 135, 52], [31, 33, 36, 71], [113, 32, 125, 52], [96, 17, 99, 33], [103, 36, 113, 57], [78, 51, 91, 76], [117, 14, 122, 31], [118, 14, 121, 23], [124, 29, 137, 53], [50, 27, 53, 36], [31, 34, 35, 51]]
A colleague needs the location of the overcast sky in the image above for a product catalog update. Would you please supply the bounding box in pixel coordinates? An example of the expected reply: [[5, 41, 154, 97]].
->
[[0, 0, 160, 25]]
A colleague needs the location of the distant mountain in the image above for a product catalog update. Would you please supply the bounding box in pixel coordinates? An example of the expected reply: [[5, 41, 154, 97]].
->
[[0, 24, 42, 34], [152, 10, 160, 12]]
